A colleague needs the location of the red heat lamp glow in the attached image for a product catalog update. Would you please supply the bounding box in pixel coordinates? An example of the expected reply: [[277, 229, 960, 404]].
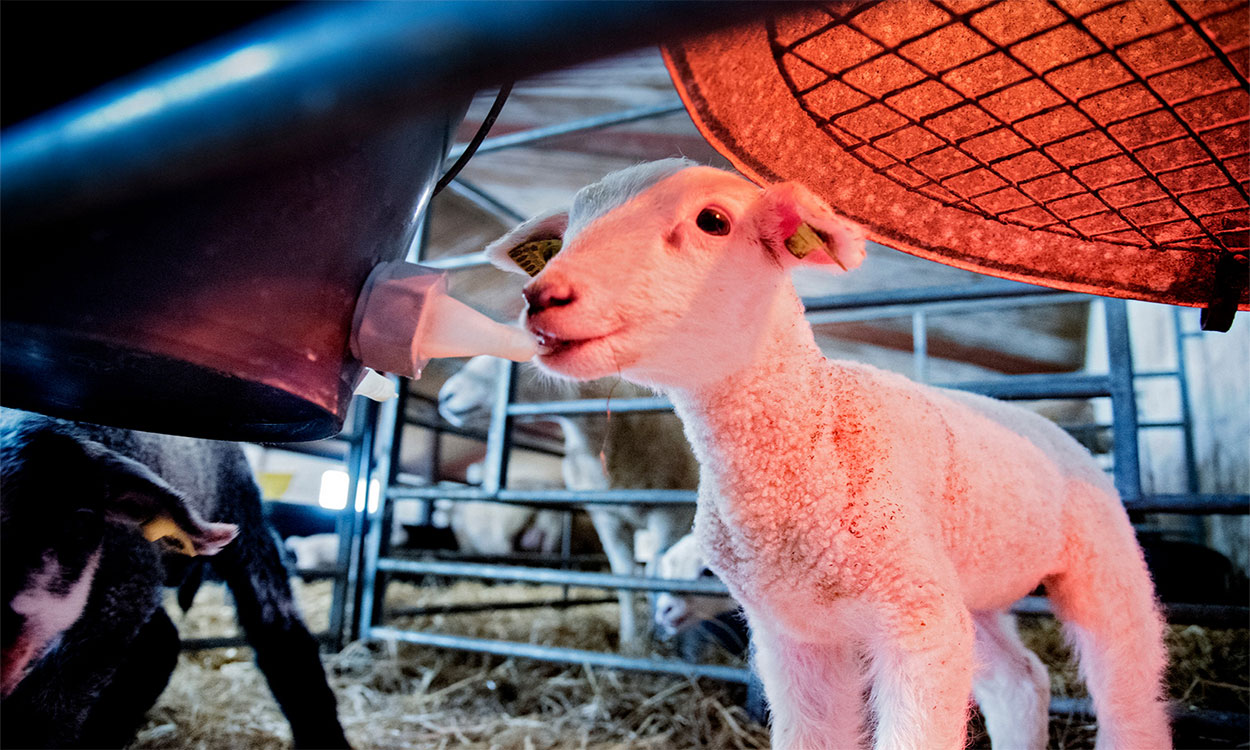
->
[[665, 0, 1249, 330]]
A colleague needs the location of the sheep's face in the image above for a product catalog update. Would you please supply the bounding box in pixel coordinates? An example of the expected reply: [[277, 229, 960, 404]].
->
[[654, 535, 736, 635], [524, 167, 770, 387], [487, 162, 865, 390]]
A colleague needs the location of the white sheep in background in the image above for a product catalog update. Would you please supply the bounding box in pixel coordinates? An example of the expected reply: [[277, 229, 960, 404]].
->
[[439, 354, 698, 645], [653, 533, 736, 637], [285, 532, 340, 570], [448, 499, 565, 556], [484, 159, 1170, 750], [652, 533, 747, 662]]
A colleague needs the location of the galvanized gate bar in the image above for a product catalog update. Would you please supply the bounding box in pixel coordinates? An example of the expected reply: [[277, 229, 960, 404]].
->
[[806, 292, 1092, 325], [386, 483, 1242, 515], [386, 596, 619, 619], [388, 485, 697, 505], [376, 558, 731, 595], [1124, 496, 1241, 515], [329, 400, 379, 650], [1124, 494, 1250, 515], [452, 100, 689, 158], [1013, 595, 1249, 628], [491, 488, 697, 506], [448, 179, 527, 223], [482, 359, 517, 495], [1049, 697, 1250, 736], [504, 372, 1113, 418], [802, 279, 1066, 311], [1104, 299, 1144, 503], [367, 626, 752, 684], [507, 396, 674, 416], [401, 406, 565, 457], [356, 384, 405, 638], [940, 373, 1111, 400], [1171, 307, 1203, 498]]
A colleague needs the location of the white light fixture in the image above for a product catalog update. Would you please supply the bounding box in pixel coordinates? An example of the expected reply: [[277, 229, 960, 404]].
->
[[318, 470, 381, 513], [318, 469, 349, 510]]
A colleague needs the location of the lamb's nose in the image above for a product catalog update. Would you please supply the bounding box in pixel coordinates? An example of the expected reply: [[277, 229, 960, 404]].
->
[[524, 281, 577, 315], [657, 600, 680, 622]]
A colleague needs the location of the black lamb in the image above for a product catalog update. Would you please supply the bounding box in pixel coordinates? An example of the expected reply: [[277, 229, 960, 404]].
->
[[0, 408, 350, 748]]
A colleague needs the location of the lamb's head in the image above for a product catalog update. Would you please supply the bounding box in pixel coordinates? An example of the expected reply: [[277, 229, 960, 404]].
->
[[486, 160, 866, 389], [654, 534, 737, 636], [0, 412, 237, 697]]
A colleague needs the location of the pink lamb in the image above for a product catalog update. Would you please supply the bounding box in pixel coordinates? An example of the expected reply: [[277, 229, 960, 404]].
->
[[483, 159, 1170, 749]]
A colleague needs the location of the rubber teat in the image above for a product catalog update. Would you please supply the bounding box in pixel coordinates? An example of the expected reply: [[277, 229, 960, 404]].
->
[[351, 261, 537, 381], [416, 292, 537, 363]]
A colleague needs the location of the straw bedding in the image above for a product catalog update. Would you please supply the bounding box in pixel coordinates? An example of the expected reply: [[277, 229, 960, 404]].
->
[[129, 579, 1246, 749]]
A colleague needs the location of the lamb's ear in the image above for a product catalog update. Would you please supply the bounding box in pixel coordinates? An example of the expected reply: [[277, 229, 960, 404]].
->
[[749, 182, 867, 273], [83, 443, 239, 557], [484, 208, 570, 277]]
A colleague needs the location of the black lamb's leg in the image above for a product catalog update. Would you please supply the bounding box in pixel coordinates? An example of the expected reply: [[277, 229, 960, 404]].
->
[[75, 608, 180, 749], [212, 481, 350, 749]]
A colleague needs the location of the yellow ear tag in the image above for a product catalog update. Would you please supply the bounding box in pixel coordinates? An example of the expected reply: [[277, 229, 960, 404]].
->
[[785, 223, 849, 271], [141, 516, 197, 556], [507, 238, 563, 277]]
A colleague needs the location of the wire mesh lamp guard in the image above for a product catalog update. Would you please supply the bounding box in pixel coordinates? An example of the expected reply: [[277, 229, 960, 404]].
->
[[664, 0, 1249, 330]]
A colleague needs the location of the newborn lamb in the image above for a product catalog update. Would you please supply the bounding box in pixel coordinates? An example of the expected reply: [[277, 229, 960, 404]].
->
[[483, 159, 1169, 750]]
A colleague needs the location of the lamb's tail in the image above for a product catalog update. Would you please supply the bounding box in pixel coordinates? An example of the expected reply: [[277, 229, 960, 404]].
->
[[1044, 482, 1170, 750]]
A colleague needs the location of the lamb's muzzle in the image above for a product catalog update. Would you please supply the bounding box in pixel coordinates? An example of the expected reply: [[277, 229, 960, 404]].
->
[[523, 278, 577, 315]]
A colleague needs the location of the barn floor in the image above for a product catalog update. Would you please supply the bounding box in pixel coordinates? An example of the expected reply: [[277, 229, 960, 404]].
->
[[129, 579, 1247, 750]]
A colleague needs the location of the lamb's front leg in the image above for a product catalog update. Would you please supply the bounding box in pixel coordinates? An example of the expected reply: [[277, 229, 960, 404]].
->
[[748, 615, 868, 750], [867, 595, 975, 750], [587, 508, 640, 645]]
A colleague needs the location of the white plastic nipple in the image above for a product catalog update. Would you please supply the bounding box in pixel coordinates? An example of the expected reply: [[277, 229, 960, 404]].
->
[[351, 261, 536, 381], [416, 292, 537, 363]]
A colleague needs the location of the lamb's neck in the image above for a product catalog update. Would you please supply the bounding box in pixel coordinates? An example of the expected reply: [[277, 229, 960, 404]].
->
[[666, 306, 830, 466]]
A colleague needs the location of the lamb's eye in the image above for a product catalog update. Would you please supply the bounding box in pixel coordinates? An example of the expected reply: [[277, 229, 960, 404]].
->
[[699, 567, 716, 578], [696, 207, 731, 236]]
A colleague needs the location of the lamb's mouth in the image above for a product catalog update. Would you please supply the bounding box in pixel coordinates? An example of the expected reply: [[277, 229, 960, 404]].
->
[[533, 329, 619, 357], [660, 614, 689, 633]]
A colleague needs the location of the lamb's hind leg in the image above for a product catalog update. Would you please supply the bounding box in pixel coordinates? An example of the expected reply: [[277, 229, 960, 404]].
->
[[972, 611, 1050, 750], [1045, 492, 1170, 750], [749, 616, 867, 750]]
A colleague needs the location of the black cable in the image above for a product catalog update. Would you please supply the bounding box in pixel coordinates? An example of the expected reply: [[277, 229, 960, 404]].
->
[[432, 81, 513, 196]]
